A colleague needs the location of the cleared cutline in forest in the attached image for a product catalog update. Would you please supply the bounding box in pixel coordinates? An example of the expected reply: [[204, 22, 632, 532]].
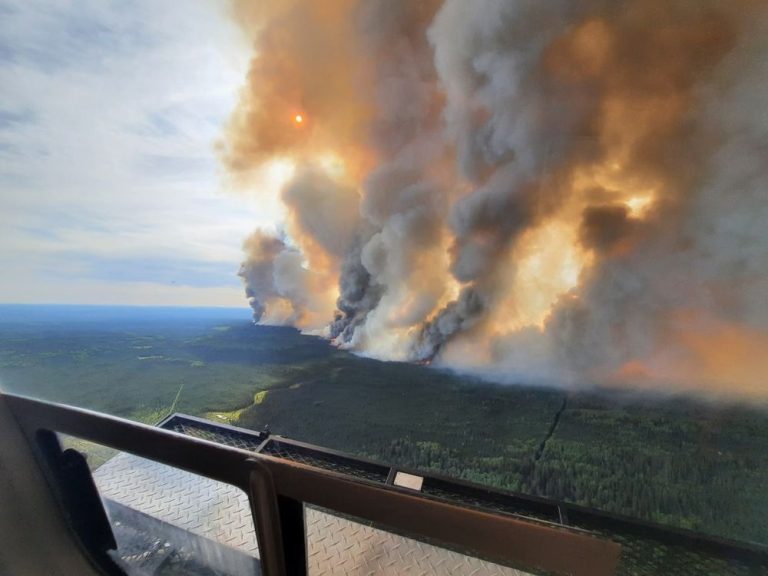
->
[[534, 396, 568, 462]]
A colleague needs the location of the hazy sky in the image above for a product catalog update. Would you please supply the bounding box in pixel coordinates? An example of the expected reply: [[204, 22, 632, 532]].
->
[[0, 0, 264, 307]]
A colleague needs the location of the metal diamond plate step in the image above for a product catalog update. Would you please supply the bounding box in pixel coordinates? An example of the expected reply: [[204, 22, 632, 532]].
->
[[94, 452, 258, 557], [305, 509, 531, 576], [105, 499, 260, 576], [93, 452, 533, 576]]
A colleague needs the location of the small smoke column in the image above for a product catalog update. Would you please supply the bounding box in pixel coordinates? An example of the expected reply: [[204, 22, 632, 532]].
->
[[224, 0, 768, 398]]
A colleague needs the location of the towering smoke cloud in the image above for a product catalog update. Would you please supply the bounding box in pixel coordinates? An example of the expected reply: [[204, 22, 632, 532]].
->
[[224, 0, 768, 398]]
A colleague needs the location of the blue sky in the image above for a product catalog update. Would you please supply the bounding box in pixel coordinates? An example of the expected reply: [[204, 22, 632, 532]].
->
[[0, 0, 266, 306]]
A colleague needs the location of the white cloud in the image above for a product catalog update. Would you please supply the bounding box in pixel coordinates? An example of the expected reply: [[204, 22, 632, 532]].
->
[[0, 0, 265, 306]]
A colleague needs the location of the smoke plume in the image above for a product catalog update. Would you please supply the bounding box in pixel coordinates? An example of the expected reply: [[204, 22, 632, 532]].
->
[[224, 0, 768, 398]]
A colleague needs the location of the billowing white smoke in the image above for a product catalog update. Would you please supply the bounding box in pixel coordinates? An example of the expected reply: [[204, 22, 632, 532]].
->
[[227, 0, 768, 398]]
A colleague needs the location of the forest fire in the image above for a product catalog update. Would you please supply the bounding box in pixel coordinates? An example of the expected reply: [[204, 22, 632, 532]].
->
[[223, 0, 768, 399]]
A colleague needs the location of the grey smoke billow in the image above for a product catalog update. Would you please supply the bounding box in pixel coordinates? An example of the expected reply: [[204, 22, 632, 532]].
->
[[330, 228, 380, 340], [239, 231, 316, 325], [232, 0, 768, 397], [283, 166, 360, 258], [415, 287, 486, 362], [239, 232, 296, 323]]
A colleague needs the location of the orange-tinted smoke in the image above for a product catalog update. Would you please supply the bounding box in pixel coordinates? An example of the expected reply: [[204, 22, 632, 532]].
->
[[224, 0, 768, 399], [222, 0, 373, 179]]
